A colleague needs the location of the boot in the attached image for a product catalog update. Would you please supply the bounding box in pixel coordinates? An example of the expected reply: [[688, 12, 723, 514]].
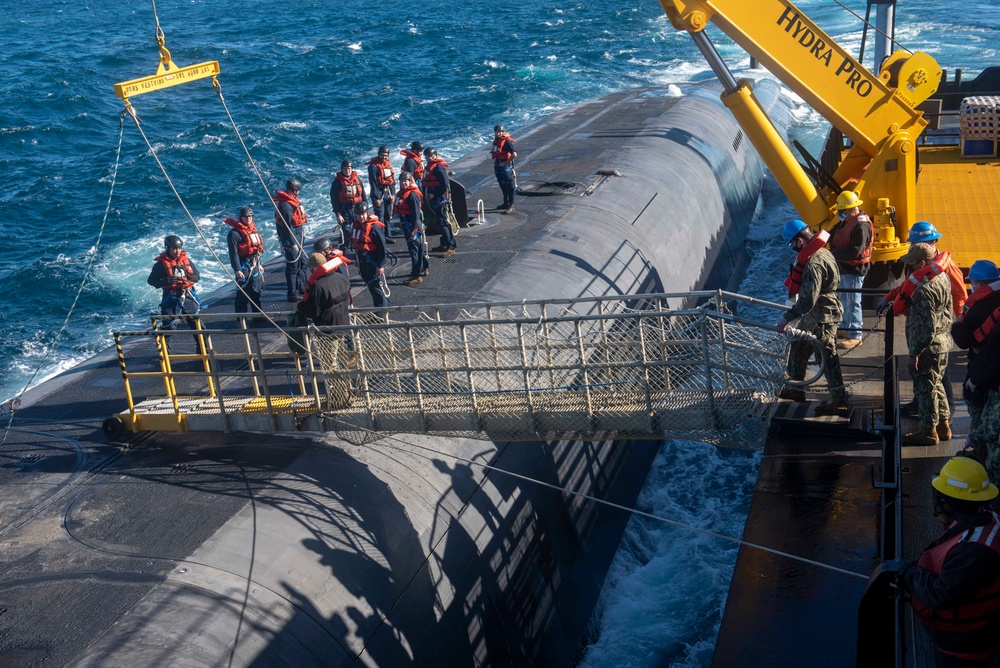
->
[[779, 387, 806, 402], [936, 419, 953, 441], [815, 398, 849, 416], [903, 426, 939, 446]]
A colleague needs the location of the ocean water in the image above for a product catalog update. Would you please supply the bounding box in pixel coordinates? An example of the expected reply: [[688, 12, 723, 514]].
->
[[1, 0, 997, 664]]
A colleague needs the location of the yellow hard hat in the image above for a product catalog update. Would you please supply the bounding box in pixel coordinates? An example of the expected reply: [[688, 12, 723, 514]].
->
[[836, 191, 863, 210], [932, 456, 999, 502]]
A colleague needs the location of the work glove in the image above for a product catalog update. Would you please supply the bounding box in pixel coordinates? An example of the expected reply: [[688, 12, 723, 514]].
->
[[876, 298, 891, 315]]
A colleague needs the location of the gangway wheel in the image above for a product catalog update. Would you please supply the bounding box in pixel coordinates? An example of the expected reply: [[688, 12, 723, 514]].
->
[[102, 416, 125, 441]]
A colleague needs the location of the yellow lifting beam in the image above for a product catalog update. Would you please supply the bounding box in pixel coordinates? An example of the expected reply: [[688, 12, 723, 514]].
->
[[113, 32, 219, 100]]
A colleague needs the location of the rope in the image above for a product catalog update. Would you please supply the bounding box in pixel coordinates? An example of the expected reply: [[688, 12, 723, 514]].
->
[[0, 111, 128, 447], [742, 250, 797, 294], [346, 420, 870, 581], [121, 102, 305, 348], [830, 0, 912, 56], [150, 0, 163, 42]]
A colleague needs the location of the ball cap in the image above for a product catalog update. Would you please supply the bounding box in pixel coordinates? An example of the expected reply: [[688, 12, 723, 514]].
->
[[902, 242, 935, 265], [308, 252, 327, 268]]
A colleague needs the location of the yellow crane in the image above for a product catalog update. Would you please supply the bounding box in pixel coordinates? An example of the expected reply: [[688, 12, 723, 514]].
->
[[658, 0, 944, 264]]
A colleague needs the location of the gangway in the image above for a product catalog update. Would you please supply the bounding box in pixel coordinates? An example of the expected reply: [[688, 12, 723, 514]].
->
[[104, 291, 816, 447]]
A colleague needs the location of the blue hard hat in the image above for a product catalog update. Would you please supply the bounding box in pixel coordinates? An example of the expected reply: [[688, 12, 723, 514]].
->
[[906, 221, 942, 243], [782, 219, 808, 246], [969, 260, 1000, 282]]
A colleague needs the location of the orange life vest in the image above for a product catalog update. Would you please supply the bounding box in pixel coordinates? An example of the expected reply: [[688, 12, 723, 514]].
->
[[367, 156, 396, 187], [784, 230, 830, 296], [829, 212, 873, 266], [323, 248, 351, 267], [893, 252, 965, 316], [273, 190, 308, 228], [492, 133, 516, 165], [351, 214, 386, 253], [422, 157, 450, 191], [301, 255, 350, 304], [400, 150, 424, 180], [335, 171, 364, 205], [960, 280, 1000, 323], [393, 184, 423, 217], [911, 512, 1000, 660], [224, 217, 265, 257], [156, 251, 196, 291], [393, 184, 424, 238]]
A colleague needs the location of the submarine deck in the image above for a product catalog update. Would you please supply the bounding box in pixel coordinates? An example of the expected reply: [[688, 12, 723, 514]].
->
[[712, 306, 980, 668], [0, 83, 780, 666]]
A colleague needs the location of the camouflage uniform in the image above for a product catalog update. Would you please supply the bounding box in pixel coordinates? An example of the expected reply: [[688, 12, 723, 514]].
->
[[951, 287, 1000, 431], [784, 247, 845, 401], [969, 390, 1000, 487], [905, 271, 953, 429]]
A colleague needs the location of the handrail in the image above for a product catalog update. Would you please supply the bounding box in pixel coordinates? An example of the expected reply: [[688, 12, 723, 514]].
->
[[856, 309, 904, 667]]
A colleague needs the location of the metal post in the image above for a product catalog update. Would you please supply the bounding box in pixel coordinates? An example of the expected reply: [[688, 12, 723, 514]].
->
[[461, 324, 481, 431], [408, 325, 426, 433]]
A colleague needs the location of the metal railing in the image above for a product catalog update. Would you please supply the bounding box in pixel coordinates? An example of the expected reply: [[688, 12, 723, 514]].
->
[[108, 291, 805, 446]]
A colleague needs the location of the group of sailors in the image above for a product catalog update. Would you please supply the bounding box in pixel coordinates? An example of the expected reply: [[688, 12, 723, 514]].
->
[[146, 125, 519, 326], [775, 195, 1000, 667]]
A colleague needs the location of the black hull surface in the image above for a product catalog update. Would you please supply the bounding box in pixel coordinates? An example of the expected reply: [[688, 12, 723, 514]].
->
[[0, 82, 790, 666]]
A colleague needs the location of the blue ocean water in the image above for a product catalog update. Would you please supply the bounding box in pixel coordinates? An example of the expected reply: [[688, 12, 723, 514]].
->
[[0, 0, 997, 664]]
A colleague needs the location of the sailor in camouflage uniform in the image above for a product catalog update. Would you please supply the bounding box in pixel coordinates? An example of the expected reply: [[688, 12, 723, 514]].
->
[[963, 278, 1000, 484], [901, 243, 954, 446], [776, 221, 847, 414]]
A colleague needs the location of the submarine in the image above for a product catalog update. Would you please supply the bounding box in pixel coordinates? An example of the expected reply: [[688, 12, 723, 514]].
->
[[0, 80, 793, 665]]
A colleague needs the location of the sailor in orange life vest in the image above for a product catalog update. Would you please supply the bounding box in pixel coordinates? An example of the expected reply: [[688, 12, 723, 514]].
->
[[400, 140, 425, 189], [367, 146, 396, 238], [146, 234, 201, 332], [224, 206, 265, 314], [349, 200, 390, 308], [330, 159, 366, 250], [828, 191, 873, 350], [775, 220, 848, 414], [297, 252, 352, 328], [898, 456, 1000, 668], [273, 177, 309, 302], [422, 147, 456, 257], [950, 260, 1000, 434], [878, 221, 966, 417], [394, 170, 429, 285], [312, 236, 351, 280], [491, 124, 517, 211]]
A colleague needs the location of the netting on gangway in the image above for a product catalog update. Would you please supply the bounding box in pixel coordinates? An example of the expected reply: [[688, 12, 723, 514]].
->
[[311, 291, 806, 448]]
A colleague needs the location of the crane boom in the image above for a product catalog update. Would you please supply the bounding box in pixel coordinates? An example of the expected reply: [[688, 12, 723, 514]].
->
[[660, 0, 943, 260]]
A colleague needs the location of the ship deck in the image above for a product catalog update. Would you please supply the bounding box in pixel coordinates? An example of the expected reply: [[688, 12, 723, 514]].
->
[[916, 146, 1000, 269], [713, 305, 982, 667]]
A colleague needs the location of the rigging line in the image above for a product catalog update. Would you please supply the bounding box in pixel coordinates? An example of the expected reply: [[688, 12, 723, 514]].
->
[[150, 0, 163, 41], [122, 103, 306, 345], [830, 0, 912, 56], [740, 250, 797, 293], [0, 111, 129, 448], [337, 422, 870, 581], [213, 81, 310, 267]]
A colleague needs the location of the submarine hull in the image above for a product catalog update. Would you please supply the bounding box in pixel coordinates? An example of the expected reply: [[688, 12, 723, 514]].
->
[[0, 82, 791, 666]]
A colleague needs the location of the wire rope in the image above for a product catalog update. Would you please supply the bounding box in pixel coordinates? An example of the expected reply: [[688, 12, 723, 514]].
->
[[830, 0, 912, 56], [331, 417, 870, 581], [122, 103, 302, 346], [0, 111, 129, 447], [211, 81, 309, 267]]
